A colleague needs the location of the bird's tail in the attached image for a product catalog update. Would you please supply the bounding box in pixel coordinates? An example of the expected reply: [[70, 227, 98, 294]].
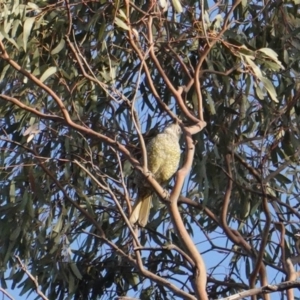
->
[[129, 194, 152, 227]]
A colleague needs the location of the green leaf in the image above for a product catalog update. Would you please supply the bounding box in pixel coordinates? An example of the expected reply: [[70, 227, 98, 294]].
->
[[10, 227, 21, 241], [260, 77, 278, 103], [23, 17, 35, 52], [244, 55, 262, 79], [254, 82, 265, 100], [118, 9, 127, 20], [51, 38, 66, 55], [257, 48, 284, 69], [9, 181, 16, 203], [206, 93, 216, 115], [0, 29, 19, 49], [275, 173, 292, 185], [52, 214, 63, 234], [70, 262, 83, 280], [172, 0, 183, 13], [40, 66, 57, 83], [26, 2, 42, 12], [114, 17, 129, 31]]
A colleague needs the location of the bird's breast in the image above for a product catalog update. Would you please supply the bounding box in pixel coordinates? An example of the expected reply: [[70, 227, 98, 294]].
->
[[147, 135, 181, 183]]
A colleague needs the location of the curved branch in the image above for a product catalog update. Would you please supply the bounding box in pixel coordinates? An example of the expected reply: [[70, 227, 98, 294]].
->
[[0, 41, 143, 172], [167, 126, 208, 300], [147, 16, 201, 124], [0, 288, 15, 300], [249, 193, 271, 289], [0, 94, 65, 122], [224, 280, 300, 300], [15, 255, 49, 300]]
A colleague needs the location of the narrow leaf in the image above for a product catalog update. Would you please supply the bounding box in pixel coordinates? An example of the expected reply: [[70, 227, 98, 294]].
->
[[23, 17, 35, 52], [114, 17, 129, 31], [244, 56, 262, 79], [51, 38, 66, 55], [118, 9, 127, 20], [258, 48, 285, 69], [261, 77, 278, 103], [172, 0, 183, 13], [9, 181, 15, 203], [40, 66, 57, 83], [70, 262, 83, 280]]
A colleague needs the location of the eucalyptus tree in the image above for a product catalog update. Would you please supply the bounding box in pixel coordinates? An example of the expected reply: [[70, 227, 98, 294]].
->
[[0, 0, 300, 299]]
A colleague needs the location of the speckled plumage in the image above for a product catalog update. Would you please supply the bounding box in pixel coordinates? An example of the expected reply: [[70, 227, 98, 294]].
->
[[130, 123, 182, 227]]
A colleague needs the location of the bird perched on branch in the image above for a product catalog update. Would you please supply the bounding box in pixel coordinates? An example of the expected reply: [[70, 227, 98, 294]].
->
[[130, 123, 182, 227]]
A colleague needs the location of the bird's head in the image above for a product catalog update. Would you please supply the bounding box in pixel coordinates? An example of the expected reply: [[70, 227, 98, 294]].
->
[[164, 123, 182, 140]]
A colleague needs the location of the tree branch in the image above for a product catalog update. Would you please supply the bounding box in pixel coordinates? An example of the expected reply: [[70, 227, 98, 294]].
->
[[15, 256, 49, 300]]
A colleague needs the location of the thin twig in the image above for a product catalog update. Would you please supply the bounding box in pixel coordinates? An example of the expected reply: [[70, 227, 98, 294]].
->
[[15, 256, 49, 300], [73, 159, 141, 246], [0, 288, 15, 300]]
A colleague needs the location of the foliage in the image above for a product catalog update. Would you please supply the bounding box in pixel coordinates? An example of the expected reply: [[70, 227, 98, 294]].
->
[[0, 0, 300, 299]]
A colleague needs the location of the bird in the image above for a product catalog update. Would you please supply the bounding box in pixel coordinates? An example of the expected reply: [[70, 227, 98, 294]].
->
[[129, 123, 182, 227]]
